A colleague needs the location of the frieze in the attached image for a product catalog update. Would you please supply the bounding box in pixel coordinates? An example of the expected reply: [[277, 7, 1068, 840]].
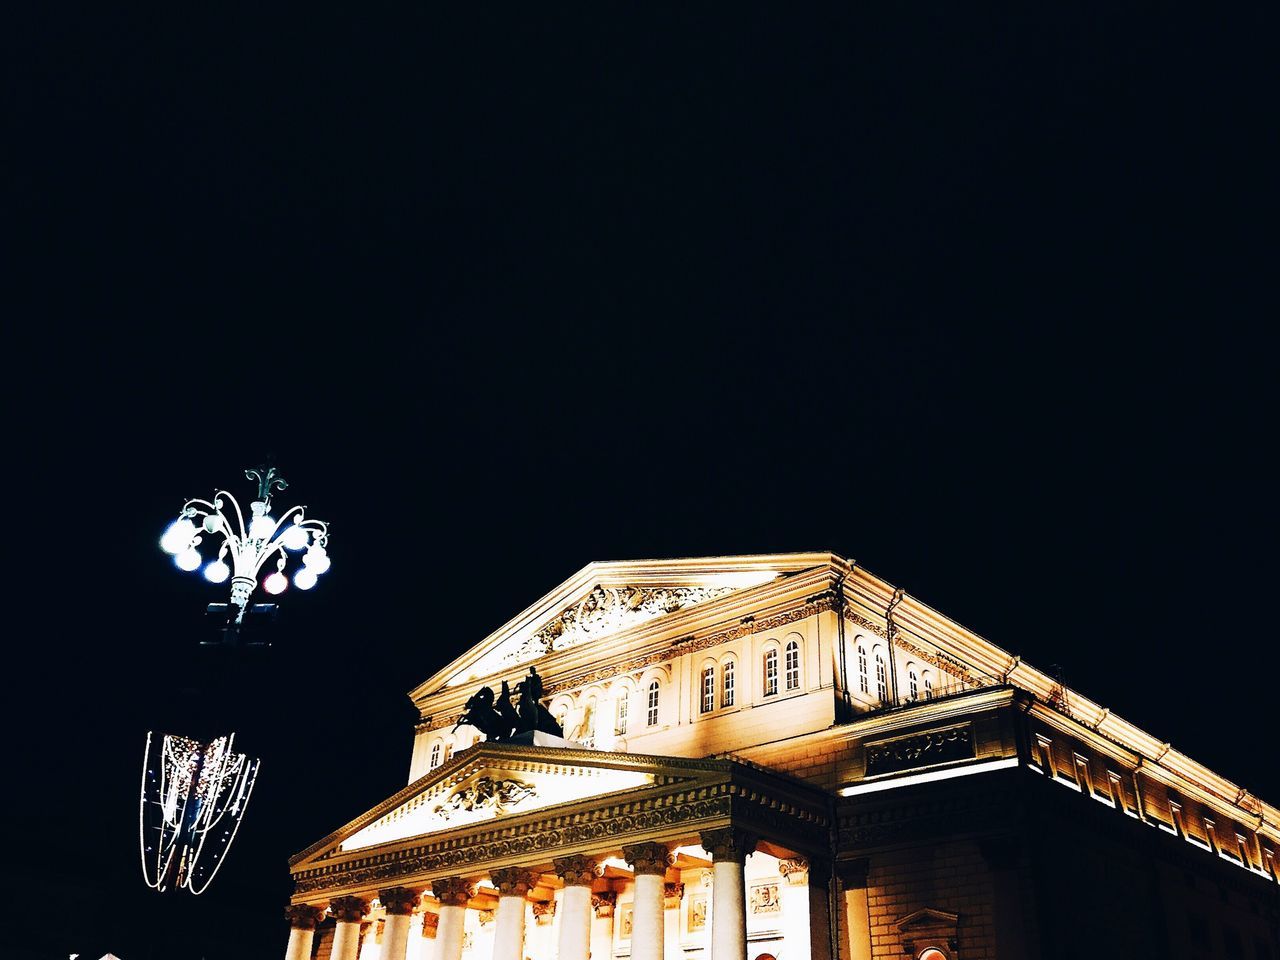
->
[[864, 727, 974, 777], [841, 610, 888, 639], [436, 777, 536, 820]]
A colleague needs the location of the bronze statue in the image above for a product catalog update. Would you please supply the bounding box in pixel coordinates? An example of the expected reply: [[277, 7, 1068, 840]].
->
[[455, 666, 562, 742]]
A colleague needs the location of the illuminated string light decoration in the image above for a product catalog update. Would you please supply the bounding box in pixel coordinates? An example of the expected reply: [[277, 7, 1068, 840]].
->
[[139, 731, 261, 894], [160, 466, 331, 623]]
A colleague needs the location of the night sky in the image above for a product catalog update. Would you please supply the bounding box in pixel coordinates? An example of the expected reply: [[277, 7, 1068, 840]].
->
[[8, 6, 1276, 959]]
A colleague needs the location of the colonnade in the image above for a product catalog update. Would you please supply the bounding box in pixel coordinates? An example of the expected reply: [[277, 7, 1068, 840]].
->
[[286, 828, 831, 960]]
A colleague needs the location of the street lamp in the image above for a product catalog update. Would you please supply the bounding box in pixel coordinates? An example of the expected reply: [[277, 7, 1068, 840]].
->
[[160, 466, 331, 625]]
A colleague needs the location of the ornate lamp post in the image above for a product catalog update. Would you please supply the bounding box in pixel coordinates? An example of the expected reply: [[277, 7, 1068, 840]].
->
[[159, 466, 331, 624]]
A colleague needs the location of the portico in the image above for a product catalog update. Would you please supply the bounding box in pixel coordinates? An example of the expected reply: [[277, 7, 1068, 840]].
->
[[288, 744, 829, 960]]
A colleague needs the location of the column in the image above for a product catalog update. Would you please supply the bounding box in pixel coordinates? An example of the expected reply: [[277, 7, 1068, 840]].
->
[[284, 904, 324, 960], [330, 896, 370, 960], [554, 855, 598, 960], [622, 842, 670, 960], [431, 878, 475, 960], [489, 868, 537, 960], [590, 892, 617, 960], [380, 887, 423, 960], [778, 858, 832, 960], [699, 828, 757, 960], [663, 882, 684, 959], [406, 912, 434, 960], [835, 860, 871, 960]]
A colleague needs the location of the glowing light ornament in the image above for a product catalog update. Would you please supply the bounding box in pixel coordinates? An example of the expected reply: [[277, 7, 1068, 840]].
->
[[139, 731, 260, 895], [293, 567, 317, 590], [160, 518, 195, 554], [159, 465, 330, 623]]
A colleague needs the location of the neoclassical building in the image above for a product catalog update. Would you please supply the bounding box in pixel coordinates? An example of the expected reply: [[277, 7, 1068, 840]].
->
[[286, 554, 1280, 960]]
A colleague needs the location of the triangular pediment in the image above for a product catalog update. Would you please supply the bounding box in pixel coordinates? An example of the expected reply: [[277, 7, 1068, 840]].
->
[[413, 555, 836, 698], [290, 743, 726, 870]]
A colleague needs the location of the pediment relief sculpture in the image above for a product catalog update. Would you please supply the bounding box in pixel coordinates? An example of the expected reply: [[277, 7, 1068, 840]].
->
[[435, 777, 536, 821]]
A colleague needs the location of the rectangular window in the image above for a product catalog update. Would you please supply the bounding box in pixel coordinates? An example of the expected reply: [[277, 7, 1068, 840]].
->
[[700, 667, 715, 714], [785, 643, 800, 691], [722, 661, 735, 708], [764, 650, 778, 697]]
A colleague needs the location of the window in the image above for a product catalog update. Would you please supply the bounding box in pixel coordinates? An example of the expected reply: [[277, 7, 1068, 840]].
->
[[784, 641, 800, 691], [764, 649, 779, 696], [429, 743, 441, 769], [616, 691, 629, 735], [647, 680, 660, 727], [700, 666, 715, 714], [908, 669, 919, 701], [923, 671, 933, 699], [722, 659, 736, 708], [875, 654, 887, 702], [857, 644, 868, 693], [443, 743, 453, 763]]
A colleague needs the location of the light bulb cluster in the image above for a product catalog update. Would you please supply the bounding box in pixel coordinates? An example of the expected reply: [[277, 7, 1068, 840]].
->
[[160, 478, 330, 621]]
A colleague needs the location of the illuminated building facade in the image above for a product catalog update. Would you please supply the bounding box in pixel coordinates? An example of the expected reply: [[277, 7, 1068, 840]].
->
[[286, 554, 1280, 960]]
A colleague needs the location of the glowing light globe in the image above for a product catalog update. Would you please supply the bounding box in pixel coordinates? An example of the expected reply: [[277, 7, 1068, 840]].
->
[[302, 545, 330, 574], [293, 567, 317, 590], [263, 572, 288, 595], [282, 524, 309, 550], [202, 514, 221, 533], [160, 518, 195, 555], [248, 515, 276, 540], [175, 547, 202, 572], [204, 560, 230, 584]]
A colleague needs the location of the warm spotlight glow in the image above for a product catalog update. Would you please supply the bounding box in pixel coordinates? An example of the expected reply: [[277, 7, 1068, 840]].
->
[[160, 518, 195, 555], [175, 547, 202, 572], [293, 567, 317, 590], [204, 560, 230, 584], [263, 572, 288, 595]]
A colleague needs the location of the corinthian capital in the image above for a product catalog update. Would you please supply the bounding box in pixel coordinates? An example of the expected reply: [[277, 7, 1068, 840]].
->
[[431, 877, 476, 907], [552, 855, 598, 887], [286, 903, 325, 930], [591, 891, 617, 918], [489, 867, 539, 897], [329, 895, 370, 923], [699, 827, 757, 863], [380, 886, 423, 916], [622, 841, 672, 876]]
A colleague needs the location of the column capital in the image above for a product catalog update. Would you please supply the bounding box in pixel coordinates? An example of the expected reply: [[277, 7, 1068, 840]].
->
[[622, 841, 673, 876], [490, 867, 540, 897], [329, 895, 370, 923], [286, 903, 325, 930], [553, 854, 599, 887], [699, 827, 757, 863], [431, 877, 476, 907], [533, 900, 557, 925], [380, 886, 423, 916], [421, 912, 440, 938], [591, 891, 617, 918], [663, 882, 685, 908]]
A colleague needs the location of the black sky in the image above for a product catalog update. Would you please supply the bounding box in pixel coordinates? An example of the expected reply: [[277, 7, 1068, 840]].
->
[[7, 5, 1278, 958]]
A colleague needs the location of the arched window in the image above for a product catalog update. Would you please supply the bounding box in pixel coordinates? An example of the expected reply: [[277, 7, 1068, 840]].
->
[[923, 671, 934, 700], [875, 653, 887, 702], [647, 680, 660, 727], [616, 690, 629, 735], [763, 649, 779, 696], [785, 640, 800, 691], [429, 742, 441, 769], [700, 666, 715, 714], [722, 659, 736, 708], [909, 669, 919, 701], [443, 743, 453, 763], [857, 644, 868, 693]]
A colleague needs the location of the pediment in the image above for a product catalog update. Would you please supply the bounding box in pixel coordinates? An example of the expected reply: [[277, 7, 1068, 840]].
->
[[415, 556, 835, 698], [290, 743, 723, 870], [896, 907, 960, 931]]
